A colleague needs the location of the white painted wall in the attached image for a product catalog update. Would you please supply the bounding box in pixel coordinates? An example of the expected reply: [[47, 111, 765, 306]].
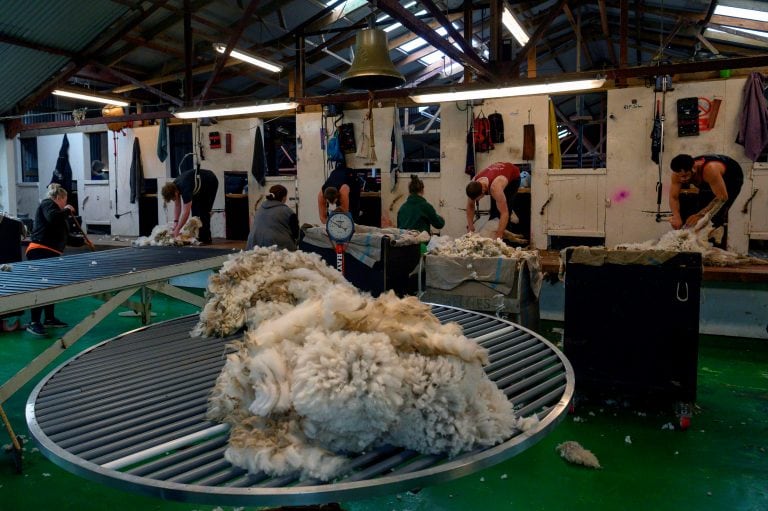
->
[[604, 77, 753, 252], [5, 76, 760, 250], [0, 125, 16, 215], [295, 108, 395, 226]]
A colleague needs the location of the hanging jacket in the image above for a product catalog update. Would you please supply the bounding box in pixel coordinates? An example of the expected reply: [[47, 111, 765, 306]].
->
[[251, 126, 267, 186], [473, 114, 494, 152], [129, 138, 144, 203], [735, 72, 768, 161]]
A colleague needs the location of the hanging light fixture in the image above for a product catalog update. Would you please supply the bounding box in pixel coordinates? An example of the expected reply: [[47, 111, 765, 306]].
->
[[213, 43, 283, 73], [173, 100, 297, 119], [341, 17, 405, 90], [411, 78, 606, 103], [52, 87, 129, 107]]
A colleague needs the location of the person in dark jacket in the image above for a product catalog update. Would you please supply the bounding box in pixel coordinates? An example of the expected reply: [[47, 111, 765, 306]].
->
[[161, 168, 219, 244], [26, 183, 75, 336], [246, 184, 299, 251], [669, 154, 744, 247], [397, 175, 445, 234], [317, 164, 360, 224]]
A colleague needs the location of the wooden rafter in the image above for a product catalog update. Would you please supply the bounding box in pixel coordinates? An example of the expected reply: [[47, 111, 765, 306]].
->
[[196, 0, 263, 102], [508, 0, 570, 73], [375, 0, 494, 78], [562, 3, 594, 67], [418, 0, 479, 62], [598, 0, 618, 66]]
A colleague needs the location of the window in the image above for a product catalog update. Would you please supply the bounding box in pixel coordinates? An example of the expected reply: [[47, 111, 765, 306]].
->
[[88, 132, 108, 179], [169, 124, 193, 178], [20, 137, 38, 182], [399, 105, 441, 173], [551, 92, 607, 169], [264, 117, 297, 175]]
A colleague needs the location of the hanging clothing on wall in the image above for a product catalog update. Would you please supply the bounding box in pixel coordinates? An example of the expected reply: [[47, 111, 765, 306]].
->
[[473, 113, 494, 152], [735, 72, 768, 162], [489, 112, 504, 144], [252, 126, 267, 186], [548, 100, 562, 169], [465, 127, 476, 177], [129, 138, 144, 204], [650, 99, 662, 164], [390, 107, 405, 192], [157, 118, 168, 162], [522, 124, 536, 160], [50, 134, 73, 194]]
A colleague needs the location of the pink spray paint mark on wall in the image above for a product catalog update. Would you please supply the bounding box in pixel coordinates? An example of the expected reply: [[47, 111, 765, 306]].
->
[[612, 189, 631, 203]]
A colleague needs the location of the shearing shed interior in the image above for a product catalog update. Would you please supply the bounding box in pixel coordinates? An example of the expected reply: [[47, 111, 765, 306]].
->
[[0, 1, 767, 510]]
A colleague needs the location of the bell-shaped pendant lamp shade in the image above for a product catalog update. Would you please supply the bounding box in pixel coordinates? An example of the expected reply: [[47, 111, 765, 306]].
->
[[341, 28, 405, 90]]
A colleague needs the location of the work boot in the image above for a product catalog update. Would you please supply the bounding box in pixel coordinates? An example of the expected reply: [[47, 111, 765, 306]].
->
[[26, 322, 47, 337], [44, 317, 69, 328]]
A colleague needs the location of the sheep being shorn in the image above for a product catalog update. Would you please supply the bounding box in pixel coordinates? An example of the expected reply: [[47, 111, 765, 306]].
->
[[202, 247, 533, 481], [616, 223, 766, 267], [133, 217, 203, 246]]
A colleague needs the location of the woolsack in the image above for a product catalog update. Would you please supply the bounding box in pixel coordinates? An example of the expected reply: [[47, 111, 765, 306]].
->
[[198, 248, 531, 481]]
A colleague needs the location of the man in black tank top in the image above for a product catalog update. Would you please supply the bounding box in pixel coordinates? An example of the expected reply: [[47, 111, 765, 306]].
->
[[669, 154, 744, 248]]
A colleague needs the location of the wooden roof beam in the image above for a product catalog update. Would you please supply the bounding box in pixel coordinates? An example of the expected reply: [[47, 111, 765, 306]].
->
[[376, 0, 494, 79], [598, 0, 618, 66], [507, 0, 570, 75]]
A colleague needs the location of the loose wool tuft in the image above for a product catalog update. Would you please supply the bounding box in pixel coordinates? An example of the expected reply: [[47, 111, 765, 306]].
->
[[201, 247, 529, 481], [556, 441, 602, 469]]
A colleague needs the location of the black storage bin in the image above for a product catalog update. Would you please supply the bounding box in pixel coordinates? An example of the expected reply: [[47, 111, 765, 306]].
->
[[139, 179, 159, 237], [0, 215, 24, 264], [299, 230, 421, 297], [224, 172, 249, 240], [563, 247, 702, 403]]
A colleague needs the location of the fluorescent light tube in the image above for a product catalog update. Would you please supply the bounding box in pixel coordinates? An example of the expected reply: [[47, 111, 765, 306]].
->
[[502, 7, 529, 45], [213, 43, 283, 73], [411, 78, 606, 103], [173, 101, 297, 119], [52, 88, 129, 107]]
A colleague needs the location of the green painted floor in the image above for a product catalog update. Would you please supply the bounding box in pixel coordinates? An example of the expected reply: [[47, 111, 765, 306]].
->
[[1, 294, 767, 511]]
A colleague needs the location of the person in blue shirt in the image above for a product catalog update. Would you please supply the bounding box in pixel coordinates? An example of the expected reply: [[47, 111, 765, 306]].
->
[[397, 175, 445, 234]]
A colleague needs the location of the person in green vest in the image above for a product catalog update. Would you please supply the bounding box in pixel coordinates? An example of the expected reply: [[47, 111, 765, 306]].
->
[[397, 175, 445, 234]]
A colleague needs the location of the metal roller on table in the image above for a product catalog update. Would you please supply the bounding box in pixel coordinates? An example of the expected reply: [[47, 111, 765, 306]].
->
[[27, 308, 574, 507], [0, 246, 232, 314]]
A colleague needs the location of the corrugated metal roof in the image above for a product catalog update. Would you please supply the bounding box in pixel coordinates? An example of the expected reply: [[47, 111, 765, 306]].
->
[[0, 0, 130, 116], [0, 0, 766, 122]]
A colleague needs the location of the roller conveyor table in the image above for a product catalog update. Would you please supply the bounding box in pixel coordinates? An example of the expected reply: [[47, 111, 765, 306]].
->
[[0, 246, 232, 314], [0, 246, 233, 406], [27, 307, 574, 507]]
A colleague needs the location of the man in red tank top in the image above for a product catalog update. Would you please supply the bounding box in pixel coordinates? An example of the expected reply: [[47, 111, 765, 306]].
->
[[465, 162, 521, 239]]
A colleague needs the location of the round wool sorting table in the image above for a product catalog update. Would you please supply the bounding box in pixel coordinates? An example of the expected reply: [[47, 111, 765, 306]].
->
[[26, 307, 574, 507]]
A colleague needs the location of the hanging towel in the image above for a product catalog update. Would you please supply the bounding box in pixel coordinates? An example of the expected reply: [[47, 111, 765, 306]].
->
[[251, 126, 267, 186], [522, 124, 536, 160], [50, 134, 73, 193], [548, 100, 562, 169], [391, 107, 405, 192], [157, 118, 168, 162], [129, 138, 144, 204], [735, 72, 768, 162]]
